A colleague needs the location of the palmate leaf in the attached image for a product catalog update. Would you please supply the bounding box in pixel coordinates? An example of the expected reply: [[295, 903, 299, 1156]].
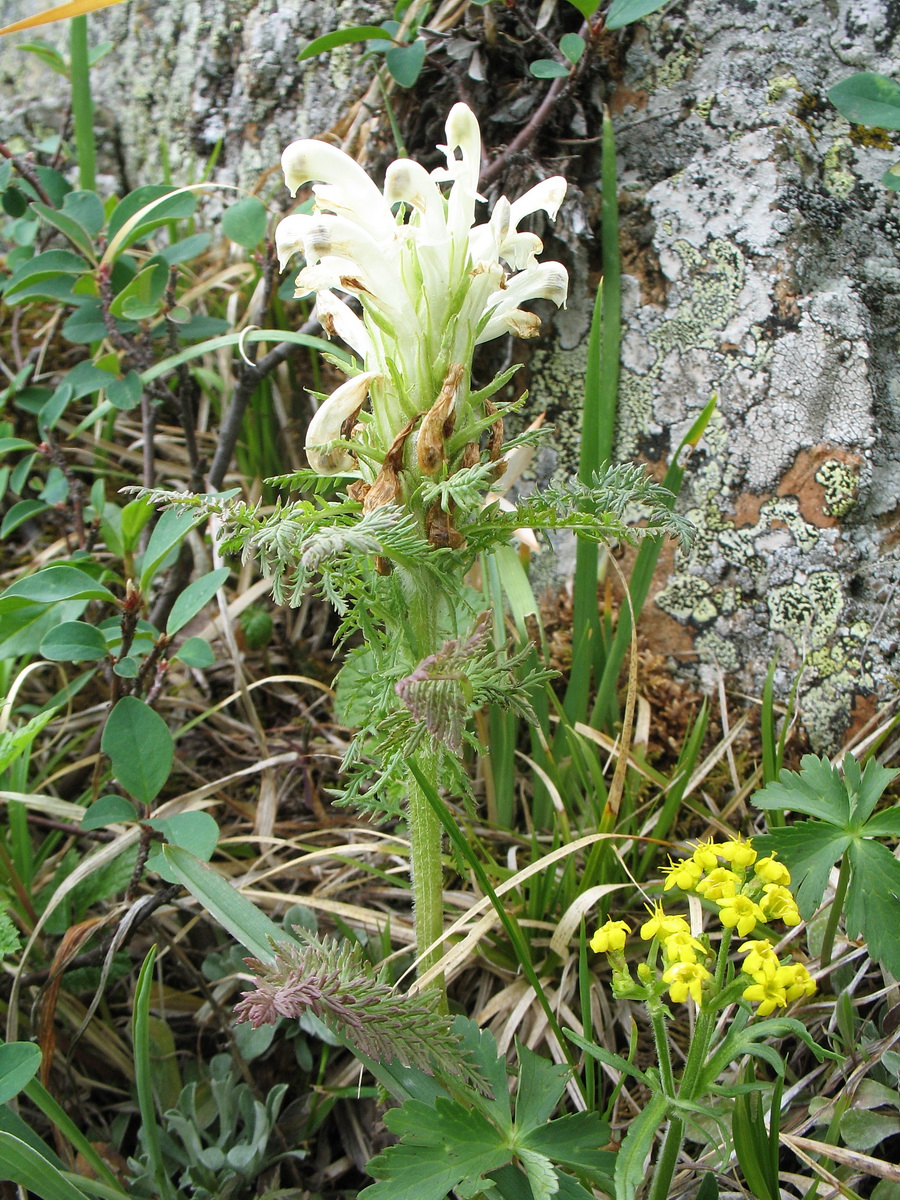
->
[[753, 823, 853, 920], [752, 754, 853, 823], [846, 839, 900, 977]]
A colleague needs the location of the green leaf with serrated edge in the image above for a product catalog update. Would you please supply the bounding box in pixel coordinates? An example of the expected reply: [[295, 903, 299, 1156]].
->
[[0, 1133, 94, 1200], [222, 196, 267, 247], [606, 0, 669, 29], [514, 1041, 570, 1131], [298, 24, 395, 60], [139, 507, 202, 591], [829, 72, 900, 130], [520, 1112, 615, 1181], [161, 844, 287, 963], [846, 839, 900, 977], [850, 756, 899, 823], [40, 620, 108, 662], [753, 823, 852, 919], [559, 33, 585, 63], [529, 59, 570, 79], [101, 696, 173, 806], [166, 566, 229, 635], [491, 1164, 596, 1200], [174, 636, 215, 668], [80, 794, 138, 830], [0, 1044, 41, 1105], [1, 500, 50, 537], [386, 38, 426, 87], [614, 1091, 668, 1200], [517, 1146, 557, 1200], [361, 1097, 512, 1200], [752, 754, 851, 822], [1, 565, 115, 604]]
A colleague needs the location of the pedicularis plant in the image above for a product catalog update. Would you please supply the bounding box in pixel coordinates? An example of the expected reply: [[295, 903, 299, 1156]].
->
[[154, 104, 689, 995]]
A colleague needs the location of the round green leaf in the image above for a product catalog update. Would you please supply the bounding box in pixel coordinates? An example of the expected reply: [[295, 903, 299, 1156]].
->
[[81, 794, 138, 830], [2, 187, 29, 218], [560, 33, 585, 64], [529, 59, 571, 79], [829, 72, 900, 131], [385, 38, 427, 87], [146, 812, 219, 880], [41, 621, 108, 662], [1, 565, 115, 604], [174, 637, 215, 668], [107, 370, 143, 411], [221, 196, 268, 248], [113, 655, 140, 678], [0, 1043, 41, 1105], [101, 696, 174, 806]]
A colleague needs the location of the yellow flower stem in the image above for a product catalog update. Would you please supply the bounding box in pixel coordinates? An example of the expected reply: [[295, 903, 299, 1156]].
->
[[647, 930, 731, 1200]]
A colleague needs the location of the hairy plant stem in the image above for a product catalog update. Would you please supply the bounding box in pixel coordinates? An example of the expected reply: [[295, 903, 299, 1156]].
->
[[819, 854, 851, 973], [401, 566, 447, 1008]]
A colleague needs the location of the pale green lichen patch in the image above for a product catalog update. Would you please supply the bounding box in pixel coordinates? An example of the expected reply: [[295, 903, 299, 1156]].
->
[[815, 458, 860, 516], [823, 137, 857, 199]]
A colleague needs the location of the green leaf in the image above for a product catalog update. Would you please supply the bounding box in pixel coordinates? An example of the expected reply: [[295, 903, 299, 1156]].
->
[[146, 812, 219, 879], [882, 162, 900, 191], [0, 437, 38, 454], [362, 1097, 513, 1200], [2, 249, 89, 298], [160, 844, 287, 963], [846, 839, 900, 977], [613, 1092, 668, 1200], [519, 1112, 615, 1181], [529, 59, 570, 79], [1, 499, 50, 537], [850, 755, 899, 823], [101, 696, 174, 806], [754, 822, 850, 919], [514, 1041, 570, 1130], [1, 565, 115, 604], [0, 598, 89, 658], [605, 0, 670, 29], [239, 606, 273, 650], [29, 202, 96, 260], [139, 507, 202, 591], [840, 1107, 900, 1152], [174, 636, 215, 668], [752, 754, 852, 823], [40, 620, 108, 662], [106, 370, 143, 411], [61, 190, 104, 237], [386, 37, 427, 87], [829, 72, 900, 131], [222, 196, 267, 247], [80, 794, 138, 830], [0, 1133, 94, 1200], [559, 33, 585, 64], [105, 187, 198, 253], [165, 567, 229, 635], [113, 656, 139, 678], [108, 260, 167, 320], [695, 1175, 719, 1200], [120, 496, 155, 552], [297, 24, 395, 61], [565, 0, 600, 16], [0, 1044, 41, 1104]]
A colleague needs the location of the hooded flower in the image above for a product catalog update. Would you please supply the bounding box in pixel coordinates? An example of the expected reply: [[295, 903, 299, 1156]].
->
[[277, 106, 568, 485]]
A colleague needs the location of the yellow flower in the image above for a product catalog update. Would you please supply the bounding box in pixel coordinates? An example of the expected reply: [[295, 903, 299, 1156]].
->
[[754, 854, 791, 886], [738, 939, 780, 979], [662, 856, 704, 892], [663, 930, 706, 965], [717, 836, 757, 869], [775, 963, 817, 1002], [742, 976, 788, 1016], [639, 902, 691, 942], [695, 867, 741, 900], [717, 894, 766, 937], [690, 839, 721, 871], [760, 884, 801, 926], [662, 960, 711, 1005], [590, 919, 630, 954]]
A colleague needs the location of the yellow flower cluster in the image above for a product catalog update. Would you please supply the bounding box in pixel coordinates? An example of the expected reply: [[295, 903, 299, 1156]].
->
[[590, 837, 817, 1014]]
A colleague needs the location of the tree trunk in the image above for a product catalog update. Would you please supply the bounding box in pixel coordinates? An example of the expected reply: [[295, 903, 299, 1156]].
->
[[2, 0, 897, 751]]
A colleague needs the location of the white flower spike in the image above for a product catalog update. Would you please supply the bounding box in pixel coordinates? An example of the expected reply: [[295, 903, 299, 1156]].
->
[[277, 106, 568, 488]]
